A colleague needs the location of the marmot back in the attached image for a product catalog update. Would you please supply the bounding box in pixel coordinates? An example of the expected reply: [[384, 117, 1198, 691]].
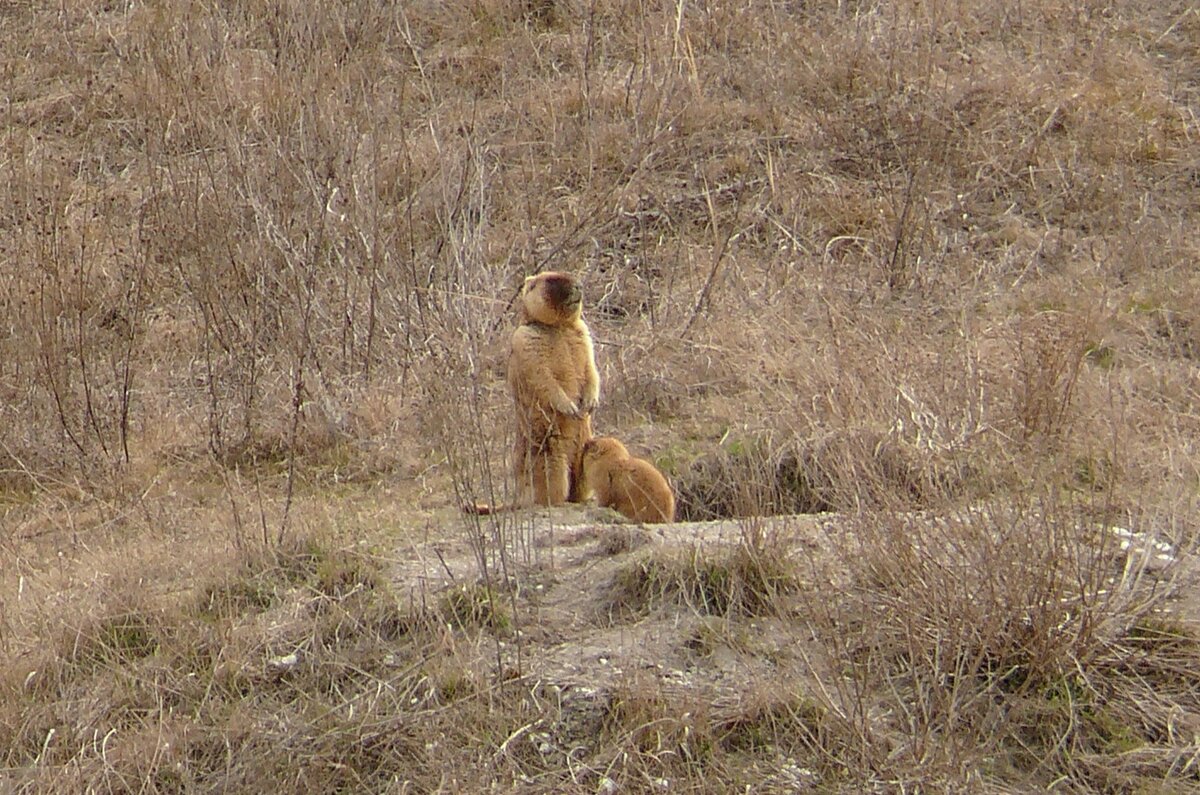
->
[[581, 436, 675, 524]]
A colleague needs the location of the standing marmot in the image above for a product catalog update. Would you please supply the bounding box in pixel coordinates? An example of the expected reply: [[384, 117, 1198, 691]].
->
[[503, 271, 600, 509], [581, 437, 675, 524]]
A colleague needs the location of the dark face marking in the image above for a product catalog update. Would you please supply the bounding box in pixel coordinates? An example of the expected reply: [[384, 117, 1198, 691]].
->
[[539, 273, 581, 309]]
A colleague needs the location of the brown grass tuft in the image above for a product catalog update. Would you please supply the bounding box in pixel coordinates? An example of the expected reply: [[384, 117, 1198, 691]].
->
[[608, 527, 801, 618]]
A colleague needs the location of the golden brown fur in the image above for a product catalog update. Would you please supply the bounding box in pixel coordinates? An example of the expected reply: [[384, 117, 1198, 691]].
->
[[581, 436, 675, 524], [469, 272, 600, 514]]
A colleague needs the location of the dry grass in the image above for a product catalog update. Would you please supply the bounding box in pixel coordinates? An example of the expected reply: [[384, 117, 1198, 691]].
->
[[2, 0, 1200, 790], [607, 524, 801, 618]]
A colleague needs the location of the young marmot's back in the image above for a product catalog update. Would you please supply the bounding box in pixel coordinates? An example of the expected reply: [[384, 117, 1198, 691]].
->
[[581, 437, 675, 524], [507, 272, 600, 506]]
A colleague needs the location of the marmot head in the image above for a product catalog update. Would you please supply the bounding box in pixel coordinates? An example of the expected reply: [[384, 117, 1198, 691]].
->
[[582, 436, 629, 465], [520, 271, 583, 325]]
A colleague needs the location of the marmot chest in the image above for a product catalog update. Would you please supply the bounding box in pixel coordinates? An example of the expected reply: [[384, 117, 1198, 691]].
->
[[513, 325, 589, 390]]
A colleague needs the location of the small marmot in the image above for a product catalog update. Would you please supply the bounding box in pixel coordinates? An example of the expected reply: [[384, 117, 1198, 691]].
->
[[504, 271, 600, 508], [581, 436, 675, 524]]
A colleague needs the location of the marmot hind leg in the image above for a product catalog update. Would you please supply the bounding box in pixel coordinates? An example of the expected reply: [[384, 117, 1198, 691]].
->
[[464, 436, 573, 516], [529, 447, 571, 506], [566, 414, 593, 503]]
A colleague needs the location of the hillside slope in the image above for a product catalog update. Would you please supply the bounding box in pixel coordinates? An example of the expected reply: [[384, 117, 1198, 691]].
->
[[2, 0, 1200, 791]]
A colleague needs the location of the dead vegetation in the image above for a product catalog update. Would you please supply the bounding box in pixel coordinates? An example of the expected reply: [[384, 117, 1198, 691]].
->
[[3, 0, 1200, 791], [607, 524, 801, 618]]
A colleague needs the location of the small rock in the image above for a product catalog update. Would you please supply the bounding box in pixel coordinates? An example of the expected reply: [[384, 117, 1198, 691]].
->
[[266, 651, 301, 674]]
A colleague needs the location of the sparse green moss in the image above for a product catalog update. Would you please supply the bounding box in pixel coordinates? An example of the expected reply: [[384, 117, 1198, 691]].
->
[[436, 671, 475, 702], [440, 583, 511, 632], [0, 478, 37, 507], [723, 435, 752, 458], [1084, 343, 1116, 369], [314, 550, 381, 598], [98, 614, 159, 659], [66, 612, 160, 673], [652, 437, 705, 478], [1071, 454, 1113, 491], [198, 576, 277, 618], [1086, 706, 1144, 755]]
